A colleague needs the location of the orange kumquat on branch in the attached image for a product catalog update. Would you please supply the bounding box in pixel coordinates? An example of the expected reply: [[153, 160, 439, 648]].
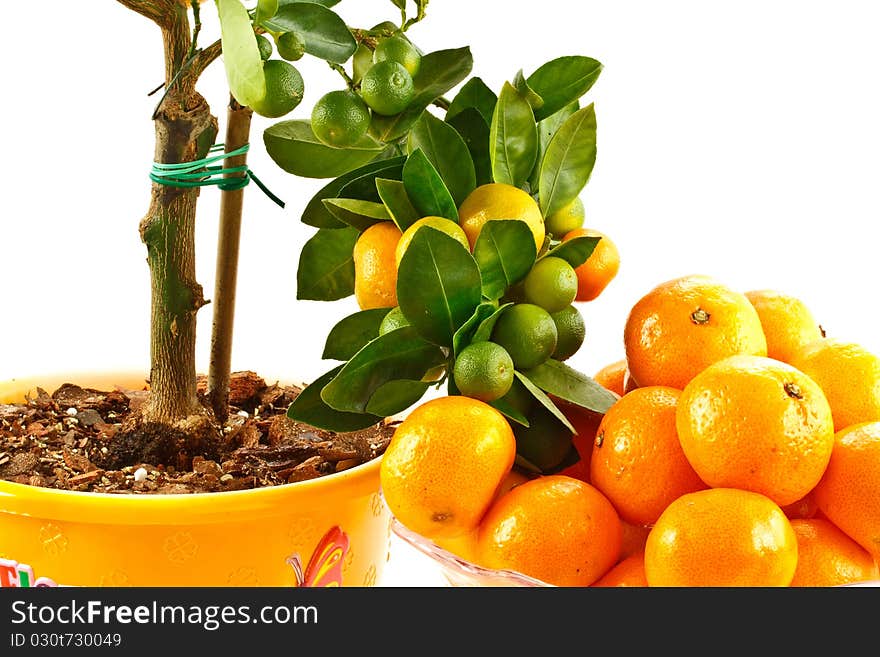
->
[[278, 24, 880, 586]]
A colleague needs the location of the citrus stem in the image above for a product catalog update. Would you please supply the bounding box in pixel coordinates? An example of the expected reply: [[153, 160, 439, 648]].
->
[[328, 61, 355, 89], [207, 95, 254, 423]]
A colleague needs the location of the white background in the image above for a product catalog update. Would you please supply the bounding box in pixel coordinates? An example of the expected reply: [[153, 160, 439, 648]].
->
[[2, 1, 879, 586]]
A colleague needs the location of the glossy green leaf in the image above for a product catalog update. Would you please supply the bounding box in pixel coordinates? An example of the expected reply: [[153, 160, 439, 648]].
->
[[527, 56, 603, 121], [322, 198, 390, 231], [471, 302, 513, 344], [365, 379, 431, 417], [407, 112, 476, 206], [376, 178, 421, 232], [321, 326, 447, 413], [473, 220, 537, 300], [514, 371, 576, 434], [296, 226, 359, 300], [529, 102, 578, 192], [370, 47, 474, 142], [489, 82, 538, 188], [264, 120, 385, 179], [522, 358, 618, 414], [544, 234, 600, 270], [402, 149, 459, 221], [216, 0, 266, 107], [447, 108, 492, 187], [301, 157, 406, 228], [397, 227, 482, 347], [452, 301, 498, 358], [389, 0, 407, 9], [260, 2, 356, 63], [539, 104, 598, 218], [322, 308, 392, 361], [513, 69, 544, 112], [446, 76, 497, 124], [286, 365, 383, 432]]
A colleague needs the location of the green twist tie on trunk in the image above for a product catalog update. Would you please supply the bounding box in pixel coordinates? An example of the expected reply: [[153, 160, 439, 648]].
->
[[150, 144, 285, 208]]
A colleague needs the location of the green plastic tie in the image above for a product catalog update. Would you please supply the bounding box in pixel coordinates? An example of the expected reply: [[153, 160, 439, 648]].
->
[[150, 143, 285, 208]]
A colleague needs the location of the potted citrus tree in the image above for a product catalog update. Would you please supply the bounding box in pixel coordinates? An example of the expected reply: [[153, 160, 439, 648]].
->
[[0, 0, 464, 588], [0, 0, 617, 588]]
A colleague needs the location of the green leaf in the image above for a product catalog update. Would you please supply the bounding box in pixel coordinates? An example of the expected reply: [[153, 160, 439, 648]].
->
[[514, 371, 576, 434], [254, 0, 279, 25], [539, 104, 598, 218], [322, 308, 392, 361], [527, 56, 603, 121], [402, 149, 459, 221], [296, 226, 359, 300], [301, 157, 406, 228], [522, 358, 618, 415], [389, 0, 407, 9], [370, 47, 474, 142], [365, 379, 431, 417], [260, 2, 356, 63], [488, 396, 530, 428], [513, 69, 544, 112], [407, 112, 476, 207], [473, 220, 537, 300], [447, 108, 492, 187], [489, 82, 538, 188], [544, 234, 600, 269], [216, 0, 266, 107], [397, 227, 482, 347], [322, 198, 390, 231], [446, 76, 497, 125], [286, 365, 383, 432], [376, 178, 421, 232], [529, 101, 578, 192], [471, 302, 513, 344], [321, 326, 447, 413], [452, 301, 498, 358], [264, 120, 385, 179]]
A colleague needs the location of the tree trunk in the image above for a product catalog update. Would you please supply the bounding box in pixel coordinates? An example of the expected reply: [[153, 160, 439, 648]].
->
[[141, 95, 218, 423], [117, 0, 220, 429]]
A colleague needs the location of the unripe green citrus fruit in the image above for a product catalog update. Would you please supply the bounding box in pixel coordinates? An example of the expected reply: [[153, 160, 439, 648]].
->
[[360, 60, 415, 116], [374, 34, 421, 77], [491, 303, 558, 371], [453, 341, 515, 403], [311, 89, 372, 148], [250, 59, 304, 119]]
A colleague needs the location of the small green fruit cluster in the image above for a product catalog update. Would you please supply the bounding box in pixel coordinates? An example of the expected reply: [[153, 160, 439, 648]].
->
[[312, 33, 422, 148], [251, 33, 305, 119]]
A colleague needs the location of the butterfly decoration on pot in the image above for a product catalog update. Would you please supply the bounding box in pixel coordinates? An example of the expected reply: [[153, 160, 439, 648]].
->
[[286, 526, 349, 587]]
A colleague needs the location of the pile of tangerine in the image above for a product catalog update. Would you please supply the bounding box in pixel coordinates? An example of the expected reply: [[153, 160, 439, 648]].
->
[[380, 268, 880, 587]]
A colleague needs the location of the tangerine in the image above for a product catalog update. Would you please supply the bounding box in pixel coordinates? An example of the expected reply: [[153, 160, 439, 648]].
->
[[563, 228, 620, 302], [744, 289, 823, 364], [789, 518, 879, 587], [788, 338, 880, 432], [813, 421, 880, 561], [380, 396, 516, 540], [475, 475, 622, 587], [623, 274, 768, 389], [590, 386, 707, 525], [644, 488, 798, 587], [352, 222, 402, 310], [676, 355, 834, 507]]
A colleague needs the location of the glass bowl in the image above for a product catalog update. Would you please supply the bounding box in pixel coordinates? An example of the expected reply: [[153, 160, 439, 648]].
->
[[390, 518, 552, 587], [391, 518, 880, 588]]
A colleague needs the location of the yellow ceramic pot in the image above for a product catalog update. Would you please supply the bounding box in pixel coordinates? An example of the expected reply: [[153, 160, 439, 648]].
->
[[0, 372, 392, 588]]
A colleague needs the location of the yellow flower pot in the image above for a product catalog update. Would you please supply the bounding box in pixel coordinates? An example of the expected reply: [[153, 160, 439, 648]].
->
[[0, 372, 392, 588]]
